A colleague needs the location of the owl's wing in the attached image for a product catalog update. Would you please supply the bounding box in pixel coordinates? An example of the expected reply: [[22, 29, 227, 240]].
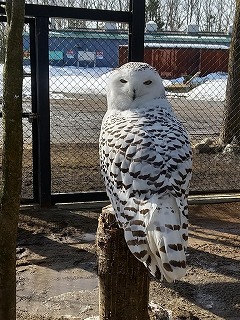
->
[[99, 108, 192, 282]]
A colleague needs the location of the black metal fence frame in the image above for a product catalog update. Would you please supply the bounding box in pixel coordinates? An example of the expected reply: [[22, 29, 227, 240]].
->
[[0, 1, 145, 206], [1, 2, 239, 207]]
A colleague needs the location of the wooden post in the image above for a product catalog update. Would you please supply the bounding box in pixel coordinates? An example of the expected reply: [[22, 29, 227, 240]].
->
[[96, 206, 150, 320]]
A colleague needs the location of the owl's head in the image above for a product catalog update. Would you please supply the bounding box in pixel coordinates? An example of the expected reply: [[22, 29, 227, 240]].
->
[[106, 62, 166, 111]]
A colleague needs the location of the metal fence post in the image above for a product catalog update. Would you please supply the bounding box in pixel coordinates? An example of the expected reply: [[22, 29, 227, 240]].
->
[[35, 17, 51, 207], [128, 0, 145, 62], [29, 20, 39, 203]]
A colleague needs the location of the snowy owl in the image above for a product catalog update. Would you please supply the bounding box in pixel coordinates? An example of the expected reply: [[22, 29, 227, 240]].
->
[[99, 62, 192, 282]]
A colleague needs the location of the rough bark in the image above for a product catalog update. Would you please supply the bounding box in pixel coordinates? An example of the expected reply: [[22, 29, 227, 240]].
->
[[96, 205, 150, 320], [0, 1, 25, 319], [220, 0, 240, 145]]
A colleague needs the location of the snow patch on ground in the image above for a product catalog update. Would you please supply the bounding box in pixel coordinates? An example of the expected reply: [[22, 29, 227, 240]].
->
[[187, 78, 227, 101], [0, 64, 228, 101]]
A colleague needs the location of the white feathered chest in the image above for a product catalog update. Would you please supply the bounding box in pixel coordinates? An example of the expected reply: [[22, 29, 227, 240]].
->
[[100, 102, 192, 203]]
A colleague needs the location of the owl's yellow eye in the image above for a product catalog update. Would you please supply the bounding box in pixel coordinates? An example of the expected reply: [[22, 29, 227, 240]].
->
[[143, 80, 152, 85], [120, 79, 128, 83]]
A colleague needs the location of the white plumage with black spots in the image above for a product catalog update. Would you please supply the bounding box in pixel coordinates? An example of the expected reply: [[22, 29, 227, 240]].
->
[[99, 62, 192, 282]]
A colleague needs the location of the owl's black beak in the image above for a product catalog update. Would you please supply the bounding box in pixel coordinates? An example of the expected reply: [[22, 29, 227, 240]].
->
[[132, 89, 136, 100]]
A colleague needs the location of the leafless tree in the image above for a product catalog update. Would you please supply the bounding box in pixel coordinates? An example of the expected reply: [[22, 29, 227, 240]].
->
[[25, 0, 235, 32], [0, 22, 6, 63], [0, 1, 25, 319], [220, 0, 240, 146]]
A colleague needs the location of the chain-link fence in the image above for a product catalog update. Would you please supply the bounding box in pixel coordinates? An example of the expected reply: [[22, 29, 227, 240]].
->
[[0, 24, 33, 201], [140, 28, 240, 193], [0, 1, 239, 203], [44, 22, 128, 195], [0, 117, 33, 201], [46, 25, 239, 195]]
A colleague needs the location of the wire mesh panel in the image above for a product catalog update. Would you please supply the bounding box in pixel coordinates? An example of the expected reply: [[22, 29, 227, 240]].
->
[[48, 23, 128, 193], [137, 29, 239, 193], [48, 25, 239, 195], [0, 24, 34, 201]]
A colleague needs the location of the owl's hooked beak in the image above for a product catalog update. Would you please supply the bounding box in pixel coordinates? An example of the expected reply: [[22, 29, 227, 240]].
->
[[132, 89, 136, 100]]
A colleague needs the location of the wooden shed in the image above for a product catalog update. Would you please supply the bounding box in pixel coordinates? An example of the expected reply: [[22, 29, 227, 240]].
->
[[199, 48, 229, 76], [119, 43, 229, 79]]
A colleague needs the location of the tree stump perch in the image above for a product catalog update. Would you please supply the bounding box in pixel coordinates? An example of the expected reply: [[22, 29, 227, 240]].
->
[[96, 205, 150, 320]]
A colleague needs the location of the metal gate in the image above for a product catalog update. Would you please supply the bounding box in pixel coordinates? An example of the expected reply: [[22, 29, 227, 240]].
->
[[0, 1, 145, 206]]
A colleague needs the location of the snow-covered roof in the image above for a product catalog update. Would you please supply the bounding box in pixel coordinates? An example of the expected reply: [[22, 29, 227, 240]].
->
[[30, 30, 231, 47], [145, 42, 229, 49]]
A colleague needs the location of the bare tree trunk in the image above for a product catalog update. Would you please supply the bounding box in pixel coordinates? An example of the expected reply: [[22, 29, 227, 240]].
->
[[220, 0, 240, 146], [0, 22, 6, 64], [97, 206, 150, 320], [0, 1, 25, 319]]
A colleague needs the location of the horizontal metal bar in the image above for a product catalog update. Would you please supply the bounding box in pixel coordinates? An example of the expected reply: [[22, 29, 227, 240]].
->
[[22, 192, 240, 211], [55, 201, 109, 211], [20, 198, 36, 205], [0, 9, 34, 23], [51, 191, 109, 205], [0, 112, 33, 118], [189, 189, 240, 196], [0, 2, 131, 22], [51, 191, 240, 207], [189, 193, 240, 205]]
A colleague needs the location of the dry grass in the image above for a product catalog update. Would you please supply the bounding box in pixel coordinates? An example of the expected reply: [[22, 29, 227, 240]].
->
[[10, 142, 238, 200]]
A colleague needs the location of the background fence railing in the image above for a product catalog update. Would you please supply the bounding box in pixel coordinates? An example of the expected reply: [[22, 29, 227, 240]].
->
[[0, 1, 239, 206]]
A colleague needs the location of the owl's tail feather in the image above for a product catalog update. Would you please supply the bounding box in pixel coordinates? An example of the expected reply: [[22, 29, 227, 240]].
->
[[123, 194, 188, 283]]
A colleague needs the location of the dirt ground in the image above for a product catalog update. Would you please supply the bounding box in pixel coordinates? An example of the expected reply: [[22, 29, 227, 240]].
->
[[16, 201, 240, 320]]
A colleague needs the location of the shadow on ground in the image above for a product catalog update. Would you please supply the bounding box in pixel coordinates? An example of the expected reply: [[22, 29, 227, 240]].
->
[[17, 202, 240, 320]]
